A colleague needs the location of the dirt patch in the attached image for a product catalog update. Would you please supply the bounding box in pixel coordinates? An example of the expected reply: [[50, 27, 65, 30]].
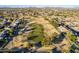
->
[[31, 16, 59, 40]]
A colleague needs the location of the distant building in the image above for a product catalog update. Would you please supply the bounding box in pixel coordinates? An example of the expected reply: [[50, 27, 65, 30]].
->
[[0, 16, 4, 19]]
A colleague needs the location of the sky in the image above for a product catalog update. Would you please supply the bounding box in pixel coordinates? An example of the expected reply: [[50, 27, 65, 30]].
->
[[0, 5, 79, 8], [0, 0, 79, 8]]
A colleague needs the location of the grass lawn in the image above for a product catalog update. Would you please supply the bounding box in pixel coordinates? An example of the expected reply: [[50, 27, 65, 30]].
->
[[28, 23, 45, 43]]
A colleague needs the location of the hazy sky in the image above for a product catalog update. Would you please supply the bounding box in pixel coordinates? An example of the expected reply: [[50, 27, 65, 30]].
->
[[0, 5, 79, 8], [0, 0, 79, 8]]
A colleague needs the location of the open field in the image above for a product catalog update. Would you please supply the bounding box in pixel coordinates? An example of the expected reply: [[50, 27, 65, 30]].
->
[[0, 7, 79, 53]]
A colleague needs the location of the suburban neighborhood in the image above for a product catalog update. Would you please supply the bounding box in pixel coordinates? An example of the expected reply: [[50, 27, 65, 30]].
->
[[0, 6, 79, 53]]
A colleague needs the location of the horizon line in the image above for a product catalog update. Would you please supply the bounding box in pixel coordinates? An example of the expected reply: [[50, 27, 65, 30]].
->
[[0, 5, 79, 8]]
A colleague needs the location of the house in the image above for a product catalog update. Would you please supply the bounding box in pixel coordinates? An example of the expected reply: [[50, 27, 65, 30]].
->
[[58, 26, 68, 32]]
